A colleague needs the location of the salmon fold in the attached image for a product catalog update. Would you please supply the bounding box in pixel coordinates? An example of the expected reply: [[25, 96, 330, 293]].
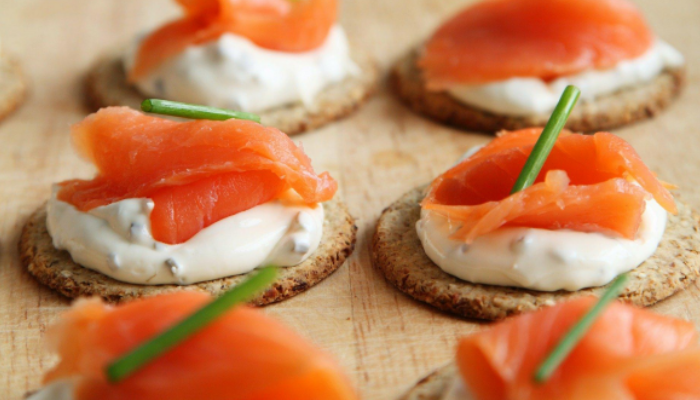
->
[[129, 0, 338, 81], [421, 128, 676, 243], [57, 107, 337, 244], [456, 297, 700, 400], [43, 292, 358, 400], [419, 0, 654, 89]]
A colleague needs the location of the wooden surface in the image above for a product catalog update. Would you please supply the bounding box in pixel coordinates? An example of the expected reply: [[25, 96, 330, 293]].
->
[[1, 1, 699, 399]]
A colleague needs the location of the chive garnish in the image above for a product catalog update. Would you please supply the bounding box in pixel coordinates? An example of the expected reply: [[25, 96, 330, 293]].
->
[[533, 273, 629, 383], [141, 99, 261, 123], [105, 266, 277, 383], [510, 85, 581, 194]]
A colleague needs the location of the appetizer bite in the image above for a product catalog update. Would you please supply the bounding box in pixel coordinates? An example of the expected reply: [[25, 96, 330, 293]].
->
[[400, 282, 700, 400], [373, 88, 700, 320], [0, 41, 26, 121], [20, 102, 356, 303], [392, 0, 686, 133], [86, 0, 378, 135], [28, 269, 358, 400]]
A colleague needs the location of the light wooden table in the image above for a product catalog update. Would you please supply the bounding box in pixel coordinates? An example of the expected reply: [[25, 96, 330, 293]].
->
[[1, 0, 699, 399]]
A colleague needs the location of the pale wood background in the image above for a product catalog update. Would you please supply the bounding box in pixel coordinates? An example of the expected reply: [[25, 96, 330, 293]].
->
[[1, 0, 699, 399]]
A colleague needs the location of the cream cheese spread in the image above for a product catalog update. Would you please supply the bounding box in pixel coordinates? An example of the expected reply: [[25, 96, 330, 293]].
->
[[447, 40, 685, 116], [417, 198, 666, 292], [124, 25, 357, 112], [47, 189, 324, 285]]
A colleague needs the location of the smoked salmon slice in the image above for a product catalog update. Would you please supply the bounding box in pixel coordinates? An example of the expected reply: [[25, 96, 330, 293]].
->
[[456, 297, 700, 400], [43, 292, 357, 400], [422, 128, 676, 243], [57, 107, 337, 244], [419, 0, 654, 89], [129, 0, 338, 82]]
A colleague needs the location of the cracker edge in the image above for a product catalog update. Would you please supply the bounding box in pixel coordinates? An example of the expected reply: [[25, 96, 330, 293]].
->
[[84, 47, 380, 136], [371, 187, 700, 320], [390, 48, 686, 133], [19, 198, 357, 304]]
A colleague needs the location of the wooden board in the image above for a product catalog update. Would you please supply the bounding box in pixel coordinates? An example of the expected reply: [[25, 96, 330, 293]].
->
[[1, 0, 699, 399]]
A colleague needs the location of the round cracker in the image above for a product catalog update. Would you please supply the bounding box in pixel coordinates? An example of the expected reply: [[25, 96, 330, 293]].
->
[[19, 198, 356, 304], [399, 364, 456, 400], [391, 48, 686, 133], [372, 187, 700, 320], [0, 53, 27, 122], [85, 48, 379, 136]]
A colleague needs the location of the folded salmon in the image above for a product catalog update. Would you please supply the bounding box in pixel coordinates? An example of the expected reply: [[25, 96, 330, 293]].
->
[[130, 0, 337, 81], [419, 0, 654, 89], [456, 297, 700, 400], [58, 107, 337, 244], [43, 292, 357, 400], [421, 128, 675, 243]]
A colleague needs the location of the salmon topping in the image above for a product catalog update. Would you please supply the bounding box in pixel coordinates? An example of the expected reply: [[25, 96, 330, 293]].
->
[[44, 292, 357, 400], [422, 129, 676, 243], [419, 0, 654, 89], [57, 107, 337, 244], [456, 297, 700, 400], [129, 0, 338, 81]]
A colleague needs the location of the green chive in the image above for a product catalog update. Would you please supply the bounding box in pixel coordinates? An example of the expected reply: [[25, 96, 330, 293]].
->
[[510, 85, 581, 194], [141, 99, 261, 123], [533, 273, 629, 383], [105, 266, 277, 383]]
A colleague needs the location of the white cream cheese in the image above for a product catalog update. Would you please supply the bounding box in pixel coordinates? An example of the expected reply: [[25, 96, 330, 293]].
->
[[27, 380, 75, 400], [47, 190, 324, 285], [124, 25, 357, 113], [447, 40, 685, 116], [417, 197, 666, 292]]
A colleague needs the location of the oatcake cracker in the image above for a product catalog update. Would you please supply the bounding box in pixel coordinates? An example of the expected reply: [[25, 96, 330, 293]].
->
[[85, 48, 379, 136], [372, 187, 700, 321], [0, 53, 27, 122], [19, 198, 356, 304], [391, 49, 686, 134], [399, 364, 456, 400]]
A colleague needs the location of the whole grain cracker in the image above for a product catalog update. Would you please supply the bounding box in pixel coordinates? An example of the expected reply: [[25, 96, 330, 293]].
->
[[20, 198, 356, 304], [85, 48, 379, 136], [372, 187, 700, 320], [391, 48, 686, 133]]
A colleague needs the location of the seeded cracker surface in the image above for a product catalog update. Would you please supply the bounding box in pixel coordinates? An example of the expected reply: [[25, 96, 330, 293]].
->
[[372, 186, 700, 320], [391, 48, 686, 133], [20, 198, 357, 304], [85, 48, 379, 136]]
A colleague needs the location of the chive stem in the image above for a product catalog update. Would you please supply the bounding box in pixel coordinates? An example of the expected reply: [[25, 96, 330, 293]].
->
[[141, 99, 261, 123], [510, 86, 581, 194], [105, 266, 277, 383], [533, 273, 629, 383]]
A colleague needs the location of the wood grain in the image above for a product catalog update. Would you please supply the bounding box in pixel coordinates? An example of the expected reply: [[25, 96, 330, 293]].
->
[[1, 1, 699, 399]]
